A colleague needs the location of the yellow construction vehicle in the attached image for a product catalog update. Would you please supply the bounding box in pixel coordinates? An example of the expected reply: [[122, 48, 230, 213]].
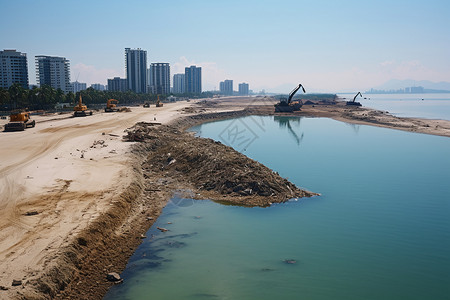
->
[[156, 95, 163, 107], [105, 99, 119, 112], [74, 95, 92, 117], [4, 110, 36, 131]]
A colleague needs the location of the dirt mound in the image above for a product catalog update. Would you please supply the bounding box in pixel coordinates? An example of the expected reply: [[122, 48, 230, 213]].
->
[[125, 122, 317, 206]]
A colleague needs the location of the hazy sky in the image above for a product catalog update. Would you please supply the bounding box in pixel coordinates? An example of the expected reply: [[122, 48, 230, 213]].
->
[[1, 0, 449, 93]]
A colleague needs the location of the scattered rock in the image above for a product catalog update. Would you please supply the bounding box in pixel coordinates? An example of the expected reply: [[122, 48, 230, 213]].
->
[[106, 272, 123, 283], [25, 211, 39, 216], [11, 280, 22, 286], [0, 285, 9, 290], [157, 227, 169, 232], [139, 234, 147, 239]]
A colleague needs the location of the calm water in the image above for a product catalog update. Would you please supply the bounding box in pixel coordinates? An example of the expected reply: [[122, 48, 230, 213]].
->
[[337, 93, 450, 120], [105, 116, 450, 300]]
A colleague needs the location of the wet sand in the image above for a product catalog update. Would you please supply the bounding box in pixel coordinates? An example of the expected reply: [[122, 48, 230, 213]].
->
[[1, 97, 449, 299]]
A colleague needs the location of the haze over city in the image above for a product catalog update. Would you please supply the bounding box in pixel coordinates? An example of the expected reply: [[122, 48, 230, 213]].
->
[[1, 0, 449, 93]]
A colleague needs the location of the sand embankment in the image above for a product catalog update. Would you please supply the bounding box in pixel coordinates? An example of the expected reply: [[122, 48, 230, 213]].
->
[[0, 102, 191, 299], [201, 96, 450, 138], [1, 96, 449, 299]]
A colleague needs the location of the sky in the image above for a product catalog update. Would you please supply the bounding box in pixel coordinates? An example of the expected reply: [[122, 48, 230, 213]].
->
[[1, 0, 449, 93]]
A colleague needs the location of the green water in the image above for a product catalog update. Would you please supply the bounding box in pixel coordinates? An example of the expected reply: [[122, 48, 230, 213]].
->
[[105, 116, 450, 300]]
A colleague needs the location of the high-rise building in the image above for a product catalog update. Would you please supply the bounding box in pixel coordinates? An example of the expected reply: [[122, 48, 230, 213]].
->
[[90, 83, 105, 91], [0, 49, 29, 89], [173, 73, 185, 94], [71, 81, 87, 93], [125, 48, 147, 93], [410, 86, 424, 93], [35, 55, 71, 93], [220, 79, 233, 95], [148, 63, 170, 94], [107, 77, 128, 92], [238, 82, 249, 96], [185, 65, 201, 94]]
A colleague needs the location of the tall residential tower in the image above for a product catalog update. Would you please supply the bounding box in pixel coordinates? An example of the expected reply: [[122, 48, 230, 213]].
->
[[172, 73, 185, 94], [35, 55, 71, 93], [238, 82, 249, 95], [125, 48, 147, 93], [220, 79, 233, 95], [185, 65, 201, 94], [0, 49, 29, 89], [148, 63, 170, 94]]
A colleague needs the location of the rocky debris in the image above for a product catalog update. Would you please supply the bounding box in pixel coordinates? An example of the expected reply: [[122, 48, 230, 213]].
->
[[11, 280, 22, 286], [25, 210, 39, 216], [157, 227, 169, 232], [106, 272, 123, 283], [130, 123, 317, 207], [0, 285, 9, 290], [91, 140, 107, 148], [123, 122, 163, 142]]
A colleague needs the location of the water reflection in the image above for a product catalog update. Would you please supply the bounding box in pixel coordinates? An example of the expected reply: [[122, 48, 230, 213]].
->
[[345, 122, 361, 134], [273, 116, 304, 146]]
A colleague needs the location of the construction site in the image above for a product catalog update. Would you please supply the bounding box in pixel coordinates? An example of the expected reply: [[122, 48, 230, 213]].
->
[[1, 96, 450, 299]]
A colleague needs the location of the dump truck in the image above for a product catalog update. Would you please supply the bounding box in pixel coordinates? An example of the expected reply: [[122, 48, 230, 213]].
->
[[74, 95, 92, 117], [105, 99, 119, 112], [274, 84, 305, 112], [4, 111, 35, 131]]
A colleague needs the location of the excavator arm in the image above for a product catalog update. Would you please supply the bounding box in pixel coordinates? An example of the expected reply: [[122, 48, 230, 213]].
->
[[107, 99, 119, 108], [287, 84, 306, 104], [353, 92, 362, 102]]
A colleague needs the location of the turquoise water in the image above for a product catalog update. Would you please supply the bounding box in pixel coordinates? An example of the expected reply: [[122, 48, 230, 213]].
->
[[105, 116, 450, 300], [337, 93, 450, 120]]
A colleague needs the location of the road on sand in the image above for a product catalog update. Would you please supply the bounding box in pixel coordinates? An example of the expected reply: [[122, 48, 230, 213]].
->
[[0, 102, 191, 290]]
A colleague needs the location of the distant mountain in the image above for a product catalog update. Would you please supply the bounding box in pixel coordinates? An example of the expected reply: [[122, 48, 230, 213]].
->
[[372, 79, 450, 91]]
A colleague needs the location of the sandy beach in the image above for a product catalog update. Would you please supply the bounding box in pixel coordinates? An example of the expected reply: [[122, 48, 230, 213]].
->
[[1, 97, 449, 299]]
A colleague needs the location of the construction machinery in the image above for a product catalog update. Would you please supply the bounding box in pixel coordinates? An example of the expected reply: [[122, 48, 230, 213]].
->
[[274, 84, 306, 112], [4, 110, 35, 131], [143, 102, 150, 108], [105, 99, 119, 112], [156, 95, 163, 107], [346, 92, 363, 106], [74, 94, 92, 117]]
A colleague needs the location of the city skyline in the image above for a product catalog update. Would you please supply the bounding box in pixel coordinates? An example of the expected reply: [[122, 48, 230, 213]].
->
[[1, 0, 449, 93]]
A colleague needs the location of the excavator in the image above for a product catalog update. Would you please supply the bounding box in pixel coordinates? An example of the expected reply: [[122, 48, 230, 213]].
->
[[4, 110, 36, 131], [74, 94, 92, 117], [156, 95, 163, 107], [346, 92, 363, 106], [274, 84, 306, 112], [105, 99, 119, 112]]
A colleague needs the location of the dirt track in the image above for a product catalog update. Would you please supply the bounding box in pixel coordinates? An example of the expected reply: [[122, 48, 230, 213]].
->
[[0, 102, 190, 299]]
